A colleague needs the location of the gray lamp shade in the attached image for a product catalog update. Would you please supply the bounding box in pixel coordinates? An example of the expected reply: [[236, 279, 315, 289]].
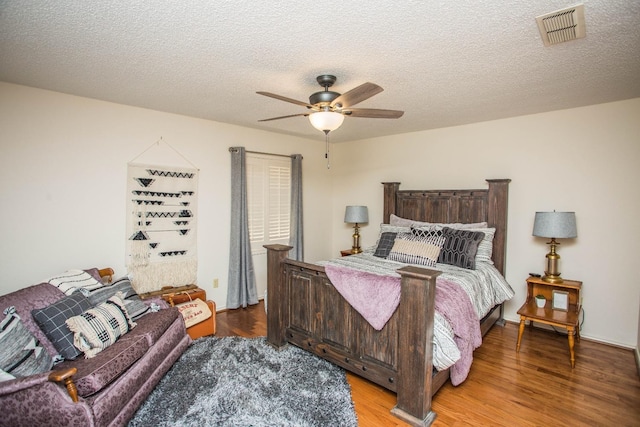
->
[[532, 212, 577, 238], [344, 206, 369, 224]]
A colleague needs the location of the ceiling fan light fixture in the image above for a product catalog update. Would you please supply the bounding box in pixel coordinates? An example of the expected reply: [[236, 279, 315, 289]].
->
[[308, 111, 344, 133]]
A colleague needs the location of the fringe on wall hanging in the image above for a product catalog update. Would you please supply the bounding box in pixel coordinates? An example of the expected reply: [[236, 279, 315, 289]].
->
[[126, 138, 199, 293]]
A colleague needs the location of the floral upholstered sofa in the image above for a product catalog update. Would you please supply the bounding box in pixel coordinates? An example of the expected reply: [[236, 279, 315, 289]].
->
[[0, 268, 191, 427]]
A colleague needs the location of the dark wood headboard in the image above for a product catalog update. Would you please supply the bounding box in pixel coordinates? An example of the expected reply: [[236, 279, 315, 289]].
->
[[382, 179, 510, 275]]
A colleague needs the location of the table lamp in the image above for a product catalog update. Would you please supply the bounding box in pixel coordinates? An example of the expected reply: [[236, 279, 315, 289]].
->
[[532, 211, 577, 283], [344, 206, 368, 254]]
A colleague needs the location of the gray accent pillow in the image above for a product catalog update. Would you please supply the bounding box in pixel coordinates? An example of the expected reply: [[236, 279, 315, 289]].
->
[[0, 307, 53, 378], [437, 227, 485, 269], [31, 293, 92, 360], [88, 277, 138, 306], [89, 277, 150, 320], [373, 232, 398, 258]]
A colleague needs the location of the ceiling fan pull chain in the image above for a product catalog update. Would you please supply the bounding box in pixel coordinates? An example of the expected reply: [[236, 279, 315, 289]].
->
[[324, 131, 330, 169]]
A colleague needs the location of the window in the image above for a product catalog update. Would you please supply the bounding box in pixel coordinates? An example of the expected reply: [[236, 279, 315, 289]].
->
[[246, 154, 290, 255]]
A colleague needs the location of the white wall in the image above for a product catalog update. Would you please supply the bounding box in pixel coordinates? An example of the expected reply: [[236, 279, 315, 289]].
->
[[2, 82, 638, 349], [330, 98, 640, 348], [0, 82, 334, 308]]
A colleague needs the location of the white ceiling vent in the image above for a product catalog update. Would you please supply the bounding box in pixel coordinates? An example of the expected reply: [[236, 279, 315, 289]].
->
[[536, 4, 586, 46]]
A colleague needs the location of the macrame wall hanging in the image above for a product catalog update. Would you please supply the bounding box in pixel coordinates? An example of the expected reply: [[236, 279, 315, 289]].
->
[[126, 138, 199, 294]]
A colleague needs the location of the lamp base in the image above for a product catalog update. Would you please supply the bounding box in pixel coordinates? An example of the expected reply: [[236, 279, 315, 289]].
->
[[542, 274, 564, 284], [543, 239, 563, 283], [351, 224, 362, 254]]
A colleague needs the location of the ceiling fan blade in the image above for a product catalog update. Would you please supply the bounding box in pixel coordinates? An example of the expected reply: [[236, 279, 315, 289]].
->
[[330, 82, 383, 108], [256, 91, 313, 108], [344, 108, 404, 119], [258, 113, 310, 122]]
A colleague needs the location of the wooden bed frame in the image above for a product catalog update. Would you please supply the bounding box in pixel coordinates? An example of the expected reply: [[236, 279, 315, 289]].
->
[[265, 179, 510, 427]]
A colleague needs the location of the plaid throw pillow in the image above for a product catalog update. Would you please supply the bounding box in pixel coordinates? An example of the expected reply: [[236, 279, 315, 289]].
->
[[373, 232, 398, 258], [31, 293, 93, 360]]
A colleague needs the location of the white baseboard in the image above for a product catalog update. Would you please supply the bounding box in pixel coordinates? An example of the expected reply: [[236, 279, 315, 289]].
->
[[635, 346, 640, 377]]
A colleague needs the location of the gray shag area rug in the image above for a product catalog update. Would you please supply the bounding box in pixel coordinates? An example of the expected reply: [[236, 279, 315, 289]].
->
[[128, 336, 357, 427]]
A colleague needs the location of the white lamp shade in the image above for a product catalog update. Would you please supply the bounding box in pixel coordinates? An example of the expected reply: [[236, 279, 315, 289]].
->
[[344, 206, 369, 224], [532, 212, 577, 238], [309, 111, 345, 132]]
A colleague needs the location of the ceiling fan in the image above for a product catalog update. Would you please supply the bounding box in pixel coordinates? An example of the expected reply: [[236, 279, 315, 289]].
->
[[257, 75, 404, 134]]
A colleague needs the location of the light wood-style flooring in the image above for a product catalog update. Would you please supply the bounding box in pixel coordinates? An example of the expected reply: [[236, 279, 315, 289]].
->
[[215, 301, 640, 426]]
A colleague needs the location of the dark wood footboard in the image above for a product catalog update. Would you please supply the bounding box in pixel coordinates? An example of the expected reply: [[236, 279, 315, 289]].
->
[[266, 244, 442, 426]]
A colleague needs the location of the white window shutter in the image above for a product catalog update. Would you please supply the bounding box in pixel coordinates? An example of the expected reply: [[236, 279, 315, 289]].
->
[[246, 160, 265, 244], [268, 164, 290, 240], [246, 154, 291, 254]]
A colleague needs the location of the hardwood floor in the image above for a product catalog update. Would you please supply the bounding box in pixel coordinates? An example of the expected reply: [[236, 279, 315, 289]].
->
[[215, 302, 640, 426]]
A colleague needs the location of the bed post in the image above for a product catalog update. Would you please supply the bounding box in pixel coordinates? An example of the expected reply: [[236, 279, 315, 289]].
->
[[264, 244, 292, 348], [382, 182, 400, 223], [391, 266, 441, 427], [486, 179, 510, 276]]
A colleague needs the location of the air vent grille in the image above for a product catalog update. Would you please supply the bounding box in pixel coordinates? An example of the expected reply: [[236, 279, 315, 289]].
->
[[536, 4, 586, 46]]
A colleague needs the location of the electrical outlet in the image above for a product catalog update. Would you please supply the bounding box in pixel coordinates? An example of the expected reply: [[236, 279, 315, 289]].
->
[[213, 278, 219, 288]]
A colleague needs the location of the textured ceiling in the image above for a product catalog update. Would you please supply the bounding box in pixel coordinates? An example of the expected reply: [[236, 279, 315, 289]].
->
[[1, 1, 639, 143]]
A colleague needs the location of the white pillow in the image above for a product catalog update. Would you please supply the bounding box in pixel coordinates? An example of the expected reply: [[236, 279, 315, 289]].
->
[[389, 214, 488, 230], [466, 227, 495, 263], [66, 293, 136, 358]]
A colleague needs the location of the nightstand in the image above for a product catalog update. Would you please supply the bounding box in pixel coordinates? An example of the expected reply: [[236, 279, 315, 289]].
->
[[340, 249, 355, 256], [516, 276, 582, 367]]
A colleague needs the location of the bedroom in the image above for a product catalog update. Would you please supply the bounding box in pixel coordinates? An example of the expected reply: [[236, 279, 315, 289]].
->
[[1, 1, 639, 425]]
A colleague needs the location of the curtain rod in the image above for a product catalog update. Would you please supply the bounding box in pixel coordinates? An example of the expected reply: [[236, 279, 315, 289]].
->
[[228, 147, 302, 159]]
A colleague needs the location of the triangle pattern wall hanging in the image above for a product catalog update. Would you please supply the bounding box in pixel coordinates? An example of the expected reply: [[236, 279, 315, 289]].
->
[[126, 163, 198, 293]]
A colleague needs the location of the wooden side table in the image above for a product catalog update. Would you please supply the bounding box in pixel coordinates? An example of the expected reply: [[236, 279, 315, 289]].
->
[[340, 249, 355, 256], [516, 276, 582, 367]]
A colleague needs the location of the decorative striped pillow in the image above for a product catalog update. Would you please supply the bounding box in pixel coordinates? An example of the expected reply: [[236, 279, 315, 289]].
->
[[0, 307, 53, 379], [46, 269, 105, 296], [65, 293, 136, 358], [387, 231, 445, 267]]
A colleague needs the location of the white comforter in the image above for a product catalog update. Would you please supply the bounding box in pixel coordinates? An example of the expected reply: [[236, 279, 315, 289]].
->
[[320, 251, 514, 371]]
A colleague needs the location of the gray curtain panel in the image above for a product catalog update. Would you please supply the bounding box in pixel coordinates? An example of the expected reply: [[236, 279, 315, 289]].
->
[[289, 154, 304, 261], [227, 147, 258, 309]]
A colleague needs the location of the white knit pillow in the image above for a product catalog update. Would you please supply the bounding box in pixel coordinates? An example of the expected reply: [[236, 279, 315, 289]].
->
[[387, 231, 445, 267], [66, 293, 136, 358]]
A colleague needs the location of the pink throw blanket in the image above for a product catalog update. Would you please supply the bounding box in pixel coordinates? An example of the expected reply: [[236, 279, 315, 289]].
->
[[324, 264, 400, 331], [324, 264, 481, 385], [435, 278, 482, 385]]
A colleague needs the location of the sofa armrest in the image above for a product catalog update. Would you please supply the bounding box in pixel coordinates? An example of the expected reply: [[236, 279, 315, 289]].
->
[[0, 371, 51, 396], [0, 368, 79, 403], [0, 369, 93, 426], [49, 367, 79, 402]]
